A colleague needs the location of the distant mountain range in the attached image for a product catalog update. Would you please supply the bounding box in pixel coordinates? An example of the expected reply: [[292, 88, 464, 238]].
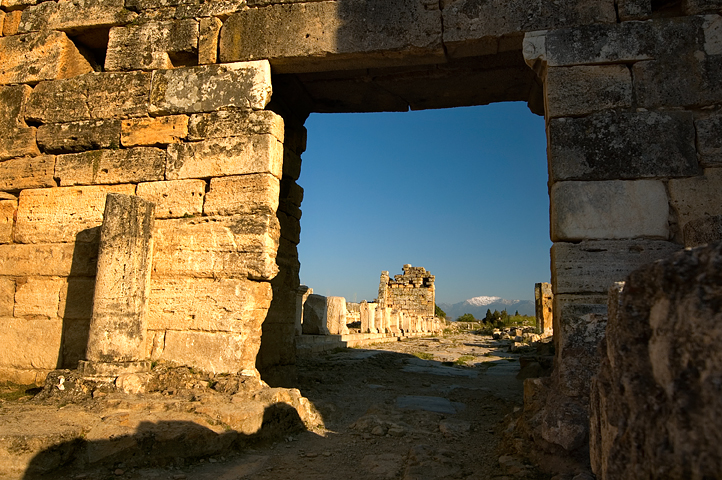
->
[[438, 296, 535, 320]]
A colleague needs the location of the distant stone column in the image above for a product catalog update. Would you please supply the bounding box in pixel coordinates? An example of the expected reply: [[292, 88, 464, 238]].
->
[[534, 282, 553, 336], [326, 296, 349, 335], [79, 194, 155, 378], [295, 285, 312, 336]]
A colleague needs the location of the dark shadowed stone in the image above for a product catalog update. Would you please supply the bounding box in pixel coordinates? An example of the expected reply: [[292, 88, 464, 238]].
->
[[548, 111, 698, 181], [683, 215, 722, 247]]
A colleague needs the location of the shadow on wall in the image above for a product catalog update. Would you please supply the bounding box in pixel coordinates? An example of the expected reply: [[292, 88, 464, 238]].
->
[[21, 402, 310, 479], [58, 228, 100, 370]]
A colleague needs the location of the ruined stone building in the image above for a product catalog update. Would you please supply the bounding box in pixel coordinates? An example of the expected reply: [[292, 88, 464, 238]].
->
[[378, 265, 435, 318], [1, 0, 721, 476]]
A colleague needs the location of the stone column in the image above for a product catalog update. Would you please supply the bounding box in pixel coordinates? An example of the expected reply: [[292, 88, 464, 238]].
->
[[295, 285, 312, 336], [79, 193, 155, 378], [534, 282, 553, 336], [326, 296, 348, 335]]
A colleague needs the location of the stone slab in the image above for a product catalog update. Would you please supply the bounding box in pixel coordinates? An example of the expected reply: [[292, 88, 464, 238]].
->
[[0, 155, 55, 192], [136, 179, 205, 219], [551, 180, 669, 241], [0, 243, 98, 276], [161, 330, 259, 375], [633, 56, 722, 109], [37, 119, 121, 154], [15, 184, 136, 244], [151, 214, 280, 281], [552, 240, 682, 294], [0, 318, 62, 370], [669, 168, 722, 234], [18, 0, 136, 33], [0, 128, 41, 161], [148, 277, 271, 333], [56, 147, 166, 186], [0, 30, 92, 85], [545, 65, 631, 118], [149, 61, 272, 115], [13, 276, 64, 318], [204, 174, 280, 217], [187, 110, 284, 142], [121, 115, 188, 147], [548, 111, 698, 181], [166, 134, 283, 180], [219, 1, 444, 73]]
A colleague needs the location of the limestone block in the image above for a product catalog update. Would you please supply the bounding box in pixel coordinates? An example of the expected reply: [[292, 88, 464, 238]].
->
[[279, 179, 303, 219], [25, 72, 152, 123], [55, 147, 165, 186], [60, 317, 89, 368], [327, 296, 349, 335], [0, 155, 56, 192], [683, 215, 722, 247], [0, 318, 62, 370], [148, 277, 271, 332], [2, 10, 21, 37], [0, 85, 32, 129], [695, 110, 722, 166], [684, 0, 722, 14], [174, 0, 245, 19], [284, 149, 303, 182], [136, 179, 205, 219], [219, 1, 444, 73], [548, 111, 698, 181], [278, 211, 300, 245], [443, 0, 615, 55], [523, 22, 654, 68], [0, 31, 92, 85], [121, 116, 188, 147], [591, 243, 722, 479], [166, 134, 282, 181], [187, 110, 284, 142], [162, 330, 259, 375], [14, 277, 63, 318], [669, 168, 722, 234], [105, 19, 198, 71], [617, 0, 651, 19], [551, 180, 669, 241], [151, 214, 280, 281], [0, 196, 16, 243], [204, 174, 280, 217], [0, 11, 5, 36], [0, 278, 14, 317], [58, 277, 95, 319], [303, 294, 329, 335], [86, 194, 155, 364], [15, 184, 136, 244], [18, 0, 137, 33], [552, 240, 682, 294], [0, 243, 98, 276], [37, 120, 121, 154], [634, 57, 722, 109], [545, 65, 631, 118], [199, 17, 222, 65], [2, 0, 38, 8], [0, 128, 41, 162], [149, 61, 272, 115]]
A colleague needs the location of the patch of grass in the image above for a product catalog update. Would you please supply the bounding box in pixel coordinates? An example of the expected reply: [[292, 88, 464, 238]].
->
[[0, 383, 41, 401], [454, 355, 475, 366], [413, 352, 434, 361]]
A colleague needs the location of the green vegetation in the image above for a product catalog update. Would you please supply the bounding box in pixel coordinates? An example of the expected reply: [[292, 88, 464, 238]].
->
[[413, 352, 434, 361], [454, 355, 475, 366], [435, 304, 447, 319], [0, 383, 41, 401], [457, 313, 476, 323]]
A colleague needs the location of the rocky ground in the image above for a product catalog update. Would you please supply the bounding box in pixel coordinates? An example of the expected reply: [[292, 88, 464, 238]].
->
[[1, 330, 555, 480]]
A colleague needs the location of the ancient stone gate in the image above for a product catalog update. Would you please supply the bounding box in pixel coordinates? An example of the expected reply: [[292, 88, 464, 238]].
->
[[1, 0, 720, 461]]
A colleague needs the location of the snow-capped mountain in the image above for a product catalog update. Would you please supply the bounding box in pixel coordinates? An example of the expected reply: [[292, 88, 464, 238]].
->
[[438, 296, 535, 320]]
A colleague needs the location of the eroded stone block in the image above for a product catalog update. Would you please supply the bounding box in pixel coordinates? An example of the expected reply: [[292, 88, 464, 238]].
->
[[0, 31, 92, 85], [14, 277, 64, 318], [149, 61, 272, 115], [0, 243, 98, 276], [0, 84, 32, 130], [0, 278, 15, 317], [0, 197, 16, 243], [58, 277, 95, 319], [695, 110, 722, 166], [15, 184, 136, 243], [220, 1, 444, 73], [0, 318, 62, 370], [199, 17, 222, 65], [548, 111, 698, 181], [545, 65, 631, 118], [136, 179, 205, 219], [552, 240, 682, 294], [669, 168, 722, 234], [121, 115, 188, 147], [0, 128, 40, 161], [37, 120, 121, 154], [634, 57, 722, 109], [56, 147, 165, 186], [204, 174, 280, 217], [166, 134, 282, 180], [187, 109, 284, 142], [551, 180, 669, 241], [18, 0, 136, 33], [2, 10, 23, 37], [0, 155, 56, 192], [148, 277, 271, 332], [105, 19, 198, 71], [162, 330, 259, 375], [303, 294, 329, 335], [152, 214, 280, 281]]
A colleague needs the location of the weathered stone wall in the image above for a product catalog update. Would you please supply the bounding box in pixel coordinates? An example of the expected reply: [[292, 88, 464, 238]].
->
[[378, 265, 435, 320]]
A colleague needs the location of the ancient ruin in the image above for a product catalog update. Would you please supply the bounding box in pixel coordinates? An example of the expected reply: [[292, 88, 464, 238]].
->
[[534, 282, 552, 337], [1, 0, 722, 476]]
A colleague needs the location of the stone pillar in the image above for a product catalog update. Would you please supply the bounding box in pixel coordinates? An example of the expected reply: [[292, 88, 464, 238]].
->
[[79, 193, 155, 378], [326, 296, 348, 335], [360, 300, 378, 333], [302, 294, 329, 335], [295, 285, 312, 336], [534, 282, 553, 336]]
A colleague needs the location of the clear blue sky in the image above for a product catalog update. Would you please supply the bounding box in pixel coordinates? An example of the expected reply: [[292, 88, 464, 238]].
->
[[296, 101, 551, 305]]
